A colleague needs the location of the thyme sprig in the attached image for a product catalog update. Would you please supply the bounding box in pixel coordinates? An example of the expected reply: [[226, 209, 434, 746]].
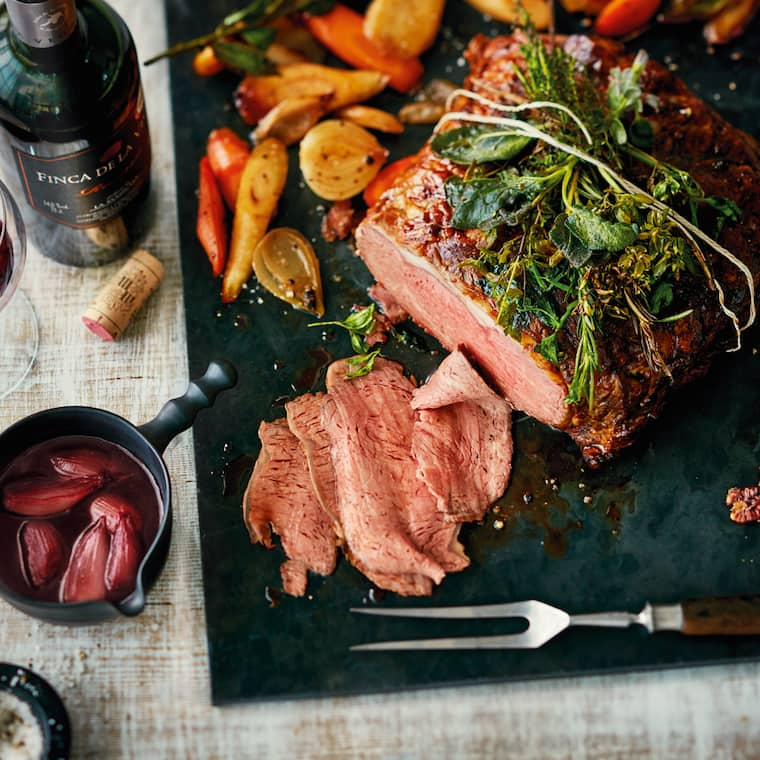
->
[[433, 31, 750, 408], [308, 305, 382, 379], [144, 0, 333, 71]]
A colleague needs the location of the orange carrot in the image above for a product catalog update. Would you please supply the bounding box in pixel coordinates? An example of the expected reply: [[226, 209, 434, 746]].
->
[[206, 128, 250, 210], [303, 4, 423, 93], [594, 0, 660, 35], [362, 153, 418, 207], [196, 157, 228, 277], [193, 45, 225, 77]]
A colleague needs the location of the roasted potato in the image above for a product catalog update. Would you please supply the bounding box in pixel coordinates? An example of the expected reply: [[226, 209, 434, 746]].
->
[[363, 0, 445, 57]]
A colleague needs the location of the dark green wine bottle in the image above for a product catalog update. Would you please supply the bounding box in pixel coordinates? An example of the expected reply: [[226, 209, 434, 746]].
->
[[0, 0, 152, 266]]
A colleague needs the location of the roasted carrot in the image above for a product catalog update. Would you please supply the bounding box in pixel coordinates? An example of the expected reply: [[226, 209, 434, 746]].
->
[[206, 128, 250, 210], [193, 45, 225, 77], [362, 153, 418, 207], [196, 157, 228, 278], [594, 0, 660, 35], [303, 4, 423, 93]]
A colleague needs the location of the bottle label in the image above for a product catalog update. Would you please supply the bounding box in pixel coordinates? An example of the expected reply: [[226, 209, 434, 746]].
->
[[13, 89, 151, 229], [6, 0, 77, 48]]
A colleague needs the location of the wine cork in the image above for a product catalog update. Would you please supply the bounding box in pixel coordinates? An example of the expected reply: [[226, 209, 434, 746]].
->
[[82, 249, 164, 341]]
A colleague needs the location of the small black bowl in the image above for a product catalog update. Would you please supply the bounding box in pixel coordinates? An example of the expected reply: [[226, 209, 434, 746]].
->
[[0, 663, 70, 759], [0, 360, 237, 625]]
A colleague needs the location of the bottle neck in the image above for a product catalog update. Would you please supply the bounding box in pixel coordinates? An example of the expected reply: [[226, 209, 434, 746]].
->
[[6, 0, 82, 68]]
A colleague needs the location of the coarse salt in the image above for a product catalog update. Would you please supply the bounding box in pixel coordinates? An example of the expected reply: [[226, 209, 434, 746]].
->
[[0, 690, 44, 760]]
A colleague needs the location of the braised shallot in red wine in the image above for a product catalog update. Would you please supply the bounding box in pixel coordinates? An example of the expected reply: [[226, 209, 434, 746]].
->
[[0, 435, 161, 603]]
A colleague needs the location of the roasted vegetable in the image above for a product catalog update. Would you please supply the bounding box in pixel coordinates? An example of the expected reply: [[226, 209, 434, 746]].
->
[[703, 0, 759, 42], [222, 137, 288, 303], [595, 0, 661, 35], [192, 45, 225, 76], [253, 227, 325, 315], [334, 104, 404, 134], [558, 0, 609, 12], [363, 0, 445, 57], [299, 119, 388, 201], [206, 128, 250, 210], [235, 63, 388, 126], [362, 153, 418, 207], [252, 95, 329, 145], [303, 4, 424, 93], [278, 63, 389, 112], [196, 157, 228, 278], [662, 0, 732, 20], [464, 0, 551, 27]]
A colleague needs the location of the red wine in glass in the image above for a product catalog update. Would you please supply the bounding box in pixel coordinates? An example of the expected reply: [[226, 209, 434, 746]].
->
[[0, 221, 11, 297], [0, 179, 38, 398]]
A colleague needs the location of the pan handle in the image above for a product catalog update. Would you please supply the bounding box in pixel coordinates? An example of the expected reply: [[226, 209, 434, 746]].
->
[[138, 359, 238, 453]]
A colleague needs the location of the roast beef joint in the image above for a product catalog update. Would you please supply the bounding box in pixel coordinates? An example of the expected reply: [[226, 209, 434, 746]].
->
[[356, 32, 760, 466]]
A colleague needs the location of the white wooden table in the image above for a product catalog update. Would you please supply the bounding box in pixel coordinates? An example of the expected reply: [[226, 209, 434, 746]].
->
[[2, 3, 760, 758]]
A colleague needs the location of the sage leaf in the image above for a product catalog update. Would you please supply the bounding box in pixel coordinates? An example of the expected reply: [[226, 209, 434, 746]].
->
[[239, 27, 277, 50], [432, 125, 533, 165], [565, 207, 638, 252], [212, 40, 271, 74], [445, 171, 541, 231], [549, 213, 593, 267]]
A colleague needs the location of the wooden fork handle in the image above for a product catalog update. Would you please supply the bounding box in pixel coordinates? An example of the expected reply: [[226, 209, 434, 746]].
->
[[681, 595, 760, 636]]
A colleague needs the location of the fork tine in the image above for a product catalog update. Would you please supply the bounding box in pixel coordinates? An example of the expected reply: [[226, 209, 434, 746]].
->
[[350, 601, 545, 620], [351, 631, 555, 651]]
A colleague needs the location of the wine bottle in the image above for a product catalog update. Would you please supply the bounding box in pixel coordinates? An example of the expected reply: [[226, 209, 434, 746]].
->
[[0, 0, 152, 266]]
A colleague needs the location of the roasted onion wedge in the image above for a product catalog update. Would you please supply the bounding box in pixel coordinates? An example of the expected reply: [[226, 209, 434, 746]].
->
[[299, 119, 388, 201], [253, 228, 325, 316]]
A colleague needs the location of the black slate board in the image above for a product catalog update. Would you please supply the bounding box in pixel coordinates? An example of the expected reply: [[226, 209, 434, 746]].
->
[[165, 0, 760, 704]]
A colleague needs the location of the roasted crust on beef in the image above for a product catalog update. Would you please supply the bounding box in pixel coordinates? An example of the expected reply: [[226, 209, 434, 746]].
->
[[357, 32, 760, 465]]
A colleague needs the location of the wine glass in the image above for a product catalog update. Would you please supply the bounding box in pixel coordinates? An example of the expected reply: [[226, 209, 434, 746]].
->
[[0, 179, 38, 399]]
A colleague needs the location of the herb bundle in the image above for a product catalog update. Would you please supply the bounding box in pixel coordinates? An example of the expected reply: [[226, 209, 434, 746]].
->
[[431, 32, 752, 408], [145, 0, 334, 72]]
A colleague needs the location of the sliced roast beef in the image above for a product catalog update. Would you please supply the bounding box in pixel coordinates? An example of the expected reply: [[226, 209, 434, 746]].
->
[[285, 392, 343, 539], [322, 358, 467, 596], [412, 349, 513, 523], [243, 419, 338, 596], [355, 33, 760, 466]]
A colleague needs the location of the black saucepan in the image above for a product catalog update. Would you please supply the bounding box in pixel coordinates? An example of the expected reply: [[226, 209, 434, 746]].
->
[[0, 359, 237, 624]]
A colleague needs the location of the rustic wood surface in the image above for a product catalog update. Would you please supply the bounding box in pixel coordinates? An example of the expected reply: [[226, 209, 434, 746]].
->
[[2, 3, 760, 758]]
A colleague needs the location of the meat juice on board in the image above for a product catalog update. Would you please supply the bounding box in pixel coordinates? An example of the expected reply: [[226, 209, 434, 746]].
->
[[0, 435, 161, 603]]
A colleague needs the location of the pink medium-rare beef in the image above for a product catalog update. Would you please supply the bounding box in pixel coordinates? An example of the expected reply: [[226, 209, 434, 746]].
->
[[355, 33, 760, 466], [322, 358, 467, 596], [243, 419, 338, 595], [412, 349, 513, 523], [285, 392, 343, 539], [355, 222, 568, 426], [280, 559, 309, 597], [368, 283, 409, 324]]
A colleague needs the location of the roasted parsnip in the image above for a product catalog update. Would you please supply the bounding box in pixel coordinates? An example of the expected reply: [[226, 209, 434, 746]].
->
[[222, 138, 288, 303]]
